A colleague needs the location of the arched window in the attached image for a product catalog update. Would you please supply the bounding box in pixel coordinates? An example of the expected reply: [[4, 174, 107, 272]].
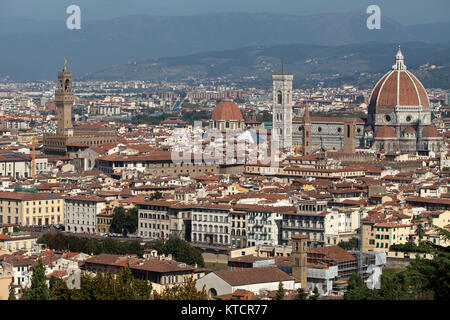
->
[[277, 91, 282, 104], [65, 79, 70, 91]]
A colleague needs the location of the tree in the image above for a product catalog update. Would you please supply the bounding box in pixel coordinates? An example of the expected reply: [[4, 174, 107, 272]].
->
[[153, 276, 207, 300], [273, 281, 285, 300], [8, 282, 17, 300], [110, 207, 139, 236], [26, 258, 51, 300], [150, 191, 163, 200], [53, 268, 152, 300], [415, 224, 426, 243], [51, 279, 72, 300], [433, 225, 450, 243], [13, 226, 20, 233], [48, 276, 58, 291], [150, 236, 205, 267], [293, 288, 307, 300], [344, 273, 369, 300], [110, 207, 126, 234], [338, 237, 359, 250], [309, 287, 320, 300], [2, 227, 7, 234]]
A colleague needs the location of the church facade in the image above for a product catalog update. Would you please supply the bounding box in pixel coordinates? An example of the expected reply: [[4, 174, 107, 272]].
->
[[274, 47, 442, 154]]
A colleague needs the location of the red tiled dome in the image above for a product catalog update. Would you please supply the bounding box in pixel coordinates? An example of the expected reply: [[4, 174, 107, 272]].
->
[[422, 125, 440, 138], [403, 127, 416, 134], [375, 126, 396, 138], [369, 48, 429, 108], [211, 100, 243, 121]]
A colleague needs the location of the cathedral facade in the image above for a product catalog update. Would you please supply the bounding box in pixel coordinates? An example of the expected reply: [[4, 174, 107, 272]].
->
[[274, 47, 442, 154]]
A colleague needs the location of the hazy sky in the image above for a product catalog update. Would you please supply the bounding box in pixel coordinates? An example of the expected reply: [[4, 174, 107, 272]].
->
[[0, 0, 449, 25]]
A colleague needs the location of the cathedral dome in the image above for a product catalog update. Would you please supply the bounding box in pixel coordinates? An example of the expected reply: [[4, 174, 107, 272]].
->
[[369, 47, 430, 108], [375, 125, 396, 138], [211, 100, 243, 121], [403, 127, 416, 134], [422, 125, 440, 138]]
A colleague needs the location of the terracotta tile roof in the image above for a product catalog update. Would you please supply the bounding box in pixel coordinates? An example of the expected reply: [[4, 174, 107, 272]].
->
[[211, 100, 243, 121], [84, 254, 137, 267], [130, 259, 196, 273], [65, 195, 106, 202], [214, 266, 294, 286], [308, 246, 356, 263], [0, 191, 63, 201]]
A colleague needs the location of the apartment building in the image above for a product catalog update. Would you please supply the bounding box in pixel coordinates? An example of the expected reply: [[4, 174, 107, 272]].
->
[[372, 223, 412, 252], [96, 150, 219, 177], [136, 199, 191, 241], [230, 209, 247, 248], [280, 199, 338, 248], [191, 204, 231, 246], [242, 205, 288, 247], [0, 150, 32, 179], [0, 232, 38, 252], [0, 191, 64, 226], [65, 195, 106, 234]]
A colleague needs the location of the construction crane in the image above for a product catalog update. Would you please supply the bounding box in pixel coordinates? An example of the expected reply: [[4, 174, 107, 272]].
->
[[21, 135, 37, 179]]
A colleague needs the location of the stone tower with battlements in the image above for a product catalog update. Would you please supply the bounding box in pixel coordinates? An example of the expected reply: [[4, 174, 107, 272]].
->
[[55, 60, 74, 137]]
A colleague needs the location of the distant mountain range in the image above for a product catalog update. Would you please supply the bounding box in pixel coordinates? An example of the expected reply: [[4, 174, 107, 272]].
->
[[0, 12, 449, 84], [86, 41, 450, 89]]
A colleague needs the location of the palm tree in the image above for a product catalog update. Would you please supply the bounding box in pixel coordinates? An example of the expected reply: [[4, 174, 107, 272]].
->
[[415, 223, 425, 244]]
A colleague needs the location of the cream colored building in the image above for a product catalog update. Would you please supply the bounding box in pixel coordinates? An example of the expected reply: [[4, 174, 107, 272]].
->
[[0, 264, 13, 300], [373, 223, 412, 252], [0, 191, 64, 226], [0, 233, 38, 252], [65, 195, 106, 234]]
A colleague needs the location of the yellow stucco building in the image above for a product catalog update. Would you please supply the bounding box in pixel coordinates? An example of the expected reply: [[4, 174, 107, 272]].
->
[[0, 191, 64, 226]]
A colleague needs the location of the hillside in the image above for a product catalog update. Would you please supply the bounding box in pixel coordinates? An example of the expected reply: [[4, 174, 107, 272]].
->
[[85, 42, 450, 89], [0, 12, 449, 81]]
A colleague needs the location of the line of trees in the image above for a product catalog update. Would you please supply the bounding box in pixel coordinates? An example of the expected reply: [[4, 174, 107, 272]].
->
[[147, 237, 205, 268], [38, 233, 205, 267], [38, 232, 144, 256], [11, 259, 206, 300]]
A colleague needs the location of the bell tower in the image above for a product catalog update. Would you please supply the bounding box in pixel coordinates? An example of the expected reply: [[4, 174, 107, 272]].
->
[[291, 234, 308, 290], [272, 72, 293, 149], [302, 105, 312, 155], [55, 59, 74, 136], [343, 118, 356, 154]]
